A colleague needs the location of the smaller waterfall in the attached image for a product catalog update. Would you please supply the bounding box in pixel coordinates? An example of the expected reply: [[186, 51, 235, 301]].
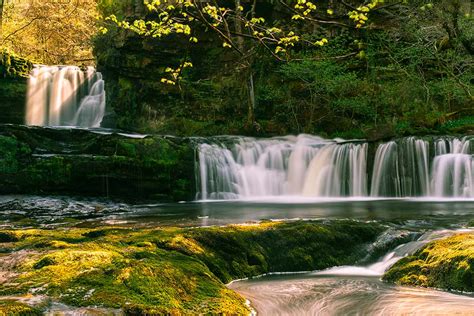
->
[[25, 65, 106, 127]]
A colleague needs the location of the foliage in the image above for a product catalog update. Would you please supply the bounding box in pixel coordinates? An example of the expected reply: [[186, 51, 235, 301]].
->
[[0, 49, 32, 78], [94, 0, 473, 137], [102, 0, 390, 85], [1, 0, 98, 65]]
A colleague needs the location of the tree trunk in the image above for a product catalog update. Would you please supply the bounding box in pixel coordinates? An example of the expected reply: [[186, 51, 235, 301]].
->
[[234, 0, 244, 51], [247, 72, 255, 125], [0, 0, 5, 44]]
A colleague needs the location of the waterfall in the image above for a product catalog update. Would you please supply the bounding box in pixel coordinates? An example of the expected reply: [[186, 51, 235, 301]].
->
[[25, 65, 106, 127], [370, 137, 430, 197], [430, 137, 473, 197], [197, 135, 367, 200], [197, 135, 473, 200]]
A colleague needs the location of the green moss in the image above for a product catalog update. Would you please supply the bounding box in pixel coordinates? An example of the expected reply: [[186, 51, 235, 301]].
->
[[0, 125, 195, 201], [383, 233, 474, 292], [1, 220, 383, 314], [0, 300, 42, 316], [0, 231, 20, 242], [0, 136, 30, 174], [0, 50, 33, 79]]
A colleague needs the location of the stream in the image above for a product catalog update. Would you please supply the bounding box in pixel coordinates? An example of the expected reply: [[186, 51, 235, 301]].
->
[[229, 229, 474, 315], [1, 195, 474, 315]]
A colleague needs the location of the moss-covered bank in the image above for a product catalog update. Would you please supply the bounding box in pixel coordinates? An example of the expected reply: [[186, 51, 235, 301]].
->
[[383, 233, 474, 292], [0, 51, 33, 125], [0, 220, 384, 314], [0, 124, 195, 201]]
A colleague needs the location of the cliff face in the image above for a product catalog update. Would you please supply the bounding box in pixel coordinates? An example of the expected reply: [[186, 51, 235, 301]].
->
[[0, 124, 196, 201], [94, 0, 270, 136], [0, 51, 32, 124], [94, 1, 474, 138]]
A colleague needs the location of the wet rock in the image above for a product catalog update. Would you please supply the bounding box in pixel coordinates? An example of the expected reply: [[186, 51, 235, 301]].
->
[[0, 124, 196, 201], [383, 232, 474, 292]]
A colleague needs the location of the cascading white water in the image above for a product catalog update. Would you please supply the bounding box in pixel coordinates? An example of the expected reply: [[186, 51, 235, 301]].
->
[[370, 137, 430, 197], [430, 137, 472, 197], [25, 65, 106, 127], [197, 135, 368, 200], [369, 136, 473, 198], [197, 135, 473, 200]]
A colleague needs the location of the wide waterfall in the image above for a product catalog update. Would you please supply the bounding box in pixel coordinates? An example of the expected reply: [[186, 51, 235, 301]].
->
[[197, 135, 473, 200], [25, 65, 106, 127]]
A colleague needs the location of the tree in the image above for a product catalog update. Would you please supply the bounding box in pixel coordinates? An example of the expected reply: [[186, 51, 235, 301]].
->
[[0, 0, 5, 43], [2, 0, 98, 65], [104, 0, 391, 126]]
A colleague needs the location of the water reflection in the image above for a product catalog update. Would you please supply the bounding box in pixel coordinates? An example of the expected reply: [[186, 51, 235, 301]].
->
[[1, 195, 474, 228]]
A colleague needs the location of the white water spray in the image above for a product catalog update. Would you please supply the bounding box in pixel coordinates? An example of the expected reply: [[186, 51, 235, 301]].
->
[[197, 135, 473, 200], [197, 135, 368, 200]]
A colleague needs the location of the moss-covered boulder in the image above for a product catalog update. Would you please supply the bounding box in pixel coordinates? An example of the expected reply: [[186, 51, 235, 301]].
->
[[0, 124, 195, 201], [383, 233, 474, 292], [0, 220, 384, 314], [0, 50, 33, 125], [0, 300, 42, 316]]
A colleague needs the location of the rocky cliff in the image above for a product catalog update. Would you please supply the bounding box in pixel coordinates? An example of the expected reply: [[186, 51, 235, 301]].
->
[[0, 124, 196, 201], [0, 51, 32, 124]]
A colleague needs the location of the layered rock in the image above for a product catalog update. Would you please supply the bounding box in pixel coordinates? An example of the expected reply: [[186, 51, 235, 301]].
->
[[0, 51, 33, 124], [0, 124, 195, 201]]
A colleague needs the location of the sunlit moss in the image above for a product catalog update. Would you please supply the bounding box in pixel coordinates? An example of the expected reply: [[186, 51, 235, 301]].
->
[[384, 233, 474, 292], [0, 300, 41, 316], [1, 220, 383, 313]]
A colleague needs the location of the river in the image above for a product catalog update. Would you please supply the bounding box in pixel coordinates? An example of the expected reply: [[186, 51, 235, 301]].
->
[[2, 195, 474, 314]]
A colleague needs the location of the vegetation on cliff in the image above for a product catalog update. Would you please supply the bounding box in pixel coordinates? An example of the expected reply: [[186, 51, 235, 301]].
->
[[0, 1, 472, 138], [0, 50, 32, 124], [383, 233, 474, 292], [0, 220, 384, 314], [95, 0, 473, 137], [0, 125, 195, 201]]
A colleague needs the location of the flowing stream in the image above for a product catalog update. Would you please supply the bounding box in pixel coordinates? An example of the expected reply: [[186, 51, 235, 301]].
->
[[1, 196, 474, 315], [25, 65, 106, 127], [229, 229, 474, 315], [197, 135, 473, 200]]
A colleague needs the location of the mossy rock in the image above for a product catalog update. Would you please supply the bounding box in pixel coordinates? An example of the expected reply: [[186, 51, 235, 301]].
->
[[383, 233, 474, 292], [0, 300, 42, 316], [1, 220, 384, 313], [0, 125, 195, 201]]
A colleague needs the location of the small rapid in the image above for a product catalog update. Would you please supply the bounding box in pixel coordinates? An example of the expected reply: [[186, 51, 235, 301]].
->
[[312, 230, 462, 277], [229, 229, 474, 316]]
